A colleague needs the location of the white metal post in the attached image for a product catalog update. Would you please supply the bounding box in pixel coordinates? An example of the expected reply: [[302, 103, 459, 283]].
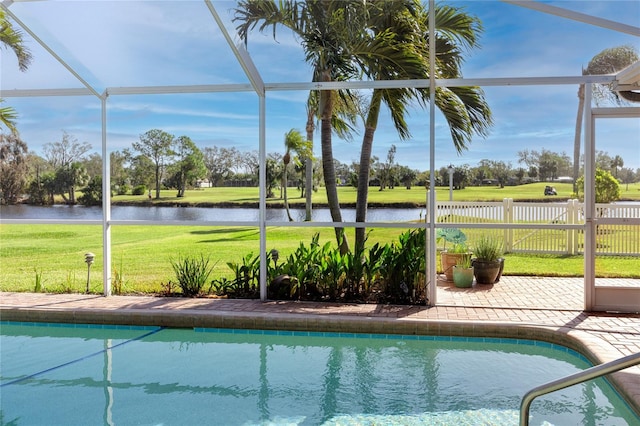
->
[[101, 94, 112, 296], [258, 95, 267, 301], [427, 0, 437, 306], [583, 84, 595, 310]]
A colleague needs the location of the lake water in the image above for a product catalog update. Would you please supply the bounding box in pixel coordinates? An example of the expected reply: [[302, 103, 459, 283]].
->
[[0, 204, 426, 223]]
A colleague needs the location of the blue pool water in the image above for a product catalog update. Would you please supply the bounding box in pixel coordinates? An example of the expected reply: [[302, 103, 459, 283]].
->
[[1, 322, 638, 425]]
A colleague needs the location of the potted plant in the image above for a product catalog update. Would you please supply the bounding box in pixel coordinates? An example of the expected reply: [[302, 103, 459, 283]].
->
[[472, 233, 504, 285], [437, 228, 470, 282], [452, 253, 474, 288]]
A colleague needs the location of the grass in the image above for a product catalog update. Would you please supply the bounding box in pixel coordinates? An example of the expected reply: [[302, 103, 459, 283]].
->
[[111, 181, 640, 206], [1, 223, 638, 294], [3, 182, 638, 294]]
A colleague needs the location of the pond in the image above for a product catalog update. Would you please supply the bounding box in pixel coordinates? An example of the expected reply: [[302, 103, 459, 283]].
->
[[0, 204, 427, 223]]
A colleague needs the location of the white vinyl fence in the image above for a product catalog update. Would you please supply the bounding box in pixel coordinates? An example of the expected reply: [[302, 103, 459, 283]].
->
[[436, 199, 640, 256]]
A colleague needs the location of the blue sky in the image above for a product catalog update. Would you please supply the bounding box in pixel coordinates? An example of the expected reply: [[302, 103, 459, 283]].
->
[[1, 0, 639, 172]]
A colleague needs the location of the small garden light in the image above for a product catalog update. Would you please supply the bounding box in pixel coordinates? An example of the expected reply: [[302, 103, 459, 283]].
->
[[84, 252, 95, 293]]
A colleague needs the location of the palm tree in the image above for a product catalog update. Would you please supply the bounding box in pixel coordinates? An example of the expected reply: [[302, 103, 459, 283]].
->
[[611, 155, 624, 179], [0, 9, 33, 133], [353, 2, 492, 250], [304, 90, 359, 221], [235, 0, 369, 254], [282, 129, 311, 221], [572, 45, 638, 192]]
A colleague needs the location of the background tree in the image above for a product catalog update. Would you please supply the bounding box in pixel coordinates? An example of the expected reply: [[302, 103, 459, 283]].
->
[[264, 155, 281, 198], [572, 45, 638, 192], [397, 165, 417, 189], [377, 144, 397, 191], [132, 129, 175, 199], [41, 132, 92, 204], [78, 175, 102, 206], [43, 131, 92, 168], [169, 136, 206, 197], [125, 150, 155, 191], [576, 168, 621, 203], [54, 161, 89, 204], [83, 153, 102, 179], [619, 167, 636, 190], [282, 129, 312, 221], [0, 132, 29, 204], [110, 150, 130, 195], [0, 9, 33, 133], [595, 150, 615, 172], [611, 155, 624, 179], [203, 146, 238, 186]]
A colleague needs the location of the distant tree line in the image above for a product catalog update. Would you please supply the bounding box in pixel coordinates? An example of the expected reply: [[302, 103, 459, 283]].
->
[[1, 129, 638, 206]]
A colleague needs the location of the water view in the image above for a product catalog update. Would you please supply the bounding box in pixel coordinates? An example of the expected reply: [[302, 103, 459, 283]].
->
[[0, 204, 426, 223]]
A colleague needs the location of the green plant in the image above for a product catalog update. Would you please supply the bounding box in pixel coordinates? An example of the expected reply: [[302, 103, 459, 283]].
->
[[379, 229, 426, 304], [61, 271, 76, 293], [112, 257, 125, 295], [575, 168, 621, 203], [456, 254, 473, 269], [33, 268, 43, 292], [436, 228, 467, 250], [224, 252, 260, 298], [449, 242, 470, 254], [170, 253, 215, 297], [474, 234, 503, 261], [132, 185, 146, 196]]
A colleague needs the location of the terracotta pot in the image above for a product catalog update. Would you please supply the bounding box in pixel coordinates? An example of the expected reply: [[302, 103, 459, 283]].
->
[[441, 251, 469, 282]]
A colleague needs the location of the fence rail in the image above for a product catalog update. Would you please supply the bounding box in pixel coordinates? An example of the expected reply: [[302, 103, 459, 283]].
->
[[436, 199, 640, 256]]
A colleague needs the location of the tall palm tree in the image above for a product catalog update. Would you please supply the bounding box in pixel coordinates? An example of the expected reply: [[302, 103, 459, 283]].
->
[[0, 9, 33, 133], [572, 45, 638, 192], [235, 0, 368, 254], [353, 2, 492, 250]]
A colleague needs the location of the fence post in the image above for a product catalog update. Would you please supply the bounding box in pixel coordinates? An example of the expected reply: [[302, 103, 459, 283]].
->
[[503, 198, 513, 252], [567, 199, 576, 255]]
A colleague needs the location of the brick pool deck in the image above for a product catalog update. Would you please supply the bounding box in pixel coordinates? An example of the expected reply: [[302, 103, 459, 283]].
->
[[1, 275, 639, 415]]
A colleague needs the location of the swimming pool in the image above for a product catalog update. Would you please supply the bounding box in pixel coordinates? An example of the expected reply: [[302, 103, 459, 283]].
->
[[1, 322, 638, 425]]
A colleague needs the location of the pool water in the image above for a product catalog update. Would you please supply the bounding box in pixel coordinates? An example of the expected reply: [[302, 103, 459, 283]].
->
[[1, 322, 638, 425]]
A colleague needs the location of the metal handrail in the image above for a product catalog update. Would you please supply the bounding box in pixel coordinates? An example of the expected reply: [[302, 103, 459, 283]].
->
[[520, 352, 640, 426]]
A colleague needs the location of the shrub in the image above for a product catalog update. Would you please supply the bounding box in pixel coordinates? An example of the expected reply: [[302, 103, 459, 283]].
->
[[132, 185, 146, 196], [116, 184, 131, 195], [170, 254, 214, 297], [575, 168, 621, 203]]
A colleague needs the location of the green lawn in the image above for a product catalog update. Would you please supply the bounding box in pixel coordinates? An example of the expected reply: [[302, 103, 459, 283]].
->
[[1, 223, 638, 295], [3, 182, 638, 294], [112, 181, 640, 206]]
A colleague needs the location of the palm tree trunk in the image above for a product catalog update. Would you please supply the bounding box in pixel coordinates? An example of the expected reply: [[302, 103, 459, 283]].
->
[[155, 165, 161, 199], [283, 164, 293, 221], [305, 110, 315, 221], [320, 87, 348, 254], [355, 92, 382, 252], [573, 84, 585, 194], [355, 126, 376, 252]]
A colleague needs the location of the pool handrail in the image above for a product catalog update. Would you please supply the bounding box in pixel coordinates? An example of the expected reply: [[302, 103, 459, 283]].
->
[[519, 352, 640, 426]]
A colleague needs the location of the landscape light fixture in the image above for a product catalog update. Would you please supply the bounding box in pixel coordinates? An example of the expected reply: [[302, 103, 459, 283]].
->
[[84, 252, 95, 293]]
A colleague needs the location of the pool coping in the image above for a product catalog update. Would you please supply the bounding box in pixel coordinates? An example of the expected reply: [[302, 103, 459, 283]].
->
[[1, 292, 639, 416]]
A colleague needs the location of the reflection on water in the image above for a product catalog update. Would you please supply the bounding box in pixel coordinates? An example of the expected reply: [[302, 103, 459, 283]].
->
[[2, 324, 636, 426], [0, 204, 426, 223]]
